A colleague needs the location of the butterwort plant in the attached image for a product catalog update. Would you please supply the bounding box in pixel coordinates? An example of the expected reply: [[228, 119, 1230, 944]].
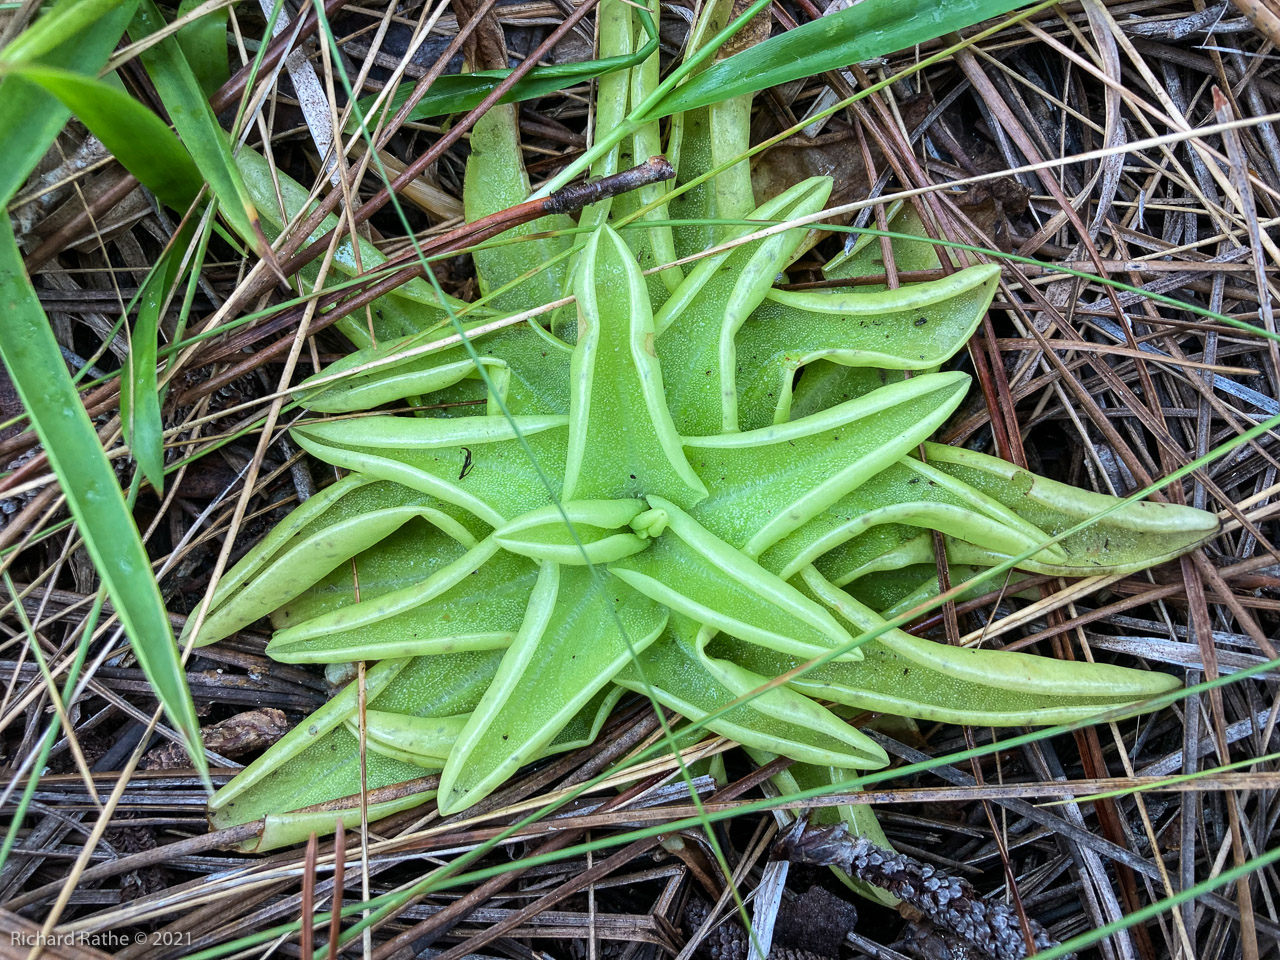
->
[[191, 0, 1219, 853]]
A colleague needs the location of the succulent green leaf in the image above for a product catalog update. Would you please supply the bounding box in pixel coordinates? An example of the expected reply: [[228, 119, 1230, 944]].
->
[[614, 60, 683, 303], [292, 414, 569, 525], [234, 146, 476, 346], [815, 524, 937, 588], [189, 477, 479, 646], [667, 97, 753, 261], [438, 565, 667, 814], [585, 3, 681, 302], [920, 443, 1222, 574], [269, 514, 477, 630], [208, 653, 499, 849], [352, 711, 470, 767], [846, 564, 1036, 620], [691, 622, 887, 765], [610, 497, 860, 661], [299, 322, 573, 417], [549, 685, 628, 754], [209, 652, 624, 850], [564, 226, 708, 506], [267, 539, 538, 662], [813, 440, 1221, 588], [823, 202, 946, 284], [618, 617, 886, 768], [788, 362, 904, 420], [760, 567, 1183, 723], [494, 499, 650, 564], [735, 264, 999, 429], [759, 456, 1066, 581], [301, 352, 488, 414], [656, 178, 833, 435], [202, 5, 1222, 834], [580, 0, 637, 221], [665, 0, 755, 260], [361, 684, 627, 773], [464, 103, 574, 312], [685, 372, 970, 555], [121, 222, 198, 495]]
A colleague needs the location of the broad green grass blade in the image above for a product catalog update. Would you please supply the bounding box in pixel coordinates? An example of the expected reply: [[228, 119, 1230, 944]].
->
[[0, 0, 136, 205], [649, 0, 1035, 117], [0, 63, 204, 210], [130, 0, 262, 250], [0, 218, 208, 786], [177, 0, 230, 97], [0, 0, 130, 62]]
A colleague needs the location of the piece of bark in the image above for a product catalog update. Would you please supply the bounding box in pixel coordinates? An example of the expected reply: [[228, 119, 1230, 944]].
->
[[140, 708, 288, 770]]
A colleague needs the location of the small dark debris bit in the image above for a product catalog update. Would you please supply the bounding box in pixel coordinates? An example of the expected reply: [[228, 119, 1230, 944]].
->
[[683, 896, 837, 960], [773, 820, 1070, 960]]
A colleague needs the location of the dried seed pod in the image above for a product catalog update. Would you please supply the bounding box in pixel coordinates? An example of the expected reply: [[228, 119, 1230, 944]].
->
[[774, 820, 1069, 960]]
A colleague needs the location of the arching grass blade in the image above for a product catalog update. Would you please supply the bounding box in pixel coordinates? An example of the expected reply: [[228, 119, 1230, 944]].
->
[[0, 63, 204, 209], [0, 0, 132, 63], [649, 0, 1036, 118], [177, 0, 230, 97], [0, 0, 136, 205]]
